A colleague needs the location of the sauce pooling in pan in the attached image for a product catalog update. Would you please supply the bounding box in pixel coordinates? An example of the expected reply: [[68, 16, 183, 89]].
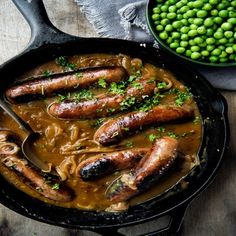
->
[[0, 54, 202, 211]]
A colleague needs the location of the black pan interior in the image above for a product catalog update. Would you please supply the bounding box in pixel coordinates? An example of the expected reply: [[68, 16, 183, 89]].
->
[[0, 38, 229, 229]]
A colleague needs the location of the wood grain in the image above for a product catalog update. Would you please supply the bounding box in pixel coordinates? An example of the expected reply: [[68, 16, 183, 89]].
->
[[0, 0, 235, 235]]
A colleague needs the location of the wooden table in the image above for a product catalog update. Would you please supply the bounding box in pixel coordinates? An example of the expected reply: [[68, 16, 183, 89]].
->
[[0, 1, 235, 235]]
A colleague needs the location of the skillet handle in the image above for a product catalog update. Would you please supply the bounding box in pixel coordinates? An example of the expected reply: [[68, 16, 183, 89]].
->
[[91, 203, 188, 236], [11, 0, 78, 51]]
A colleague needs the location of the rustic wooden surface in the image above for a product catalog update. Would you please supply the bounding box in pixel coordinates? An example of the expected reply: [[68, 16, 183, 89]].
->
[[0, 0, 236, 235]]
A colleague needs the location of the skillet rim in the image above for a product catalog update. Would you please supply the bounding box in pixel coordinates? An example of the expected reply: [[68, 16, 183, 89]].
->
[[0, 37, 229, 230]]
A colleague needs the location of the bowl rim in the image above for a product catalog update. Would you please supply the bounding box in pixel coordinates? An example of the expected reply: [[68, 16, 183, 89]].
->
[[145, 0, 236, 68]]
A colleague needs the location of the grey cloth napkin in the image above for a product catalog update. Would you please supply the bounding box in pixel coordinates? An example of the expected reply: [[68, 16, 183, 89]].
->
[[75, 0, 236, 90]]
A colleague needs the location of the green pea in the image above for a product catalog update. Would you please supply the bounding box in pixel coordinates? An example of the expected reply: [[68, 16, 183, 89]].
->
[[204, 18, 214, 27], [188, 18, 194, 24], [229, 11, 236, 18], [199, 42, 207, 48], [228, 18, 236, 25], [219, 10, 228, 18], [191, 46, 200, 52], [209, 56, 218, 62], [193, 18, 204, 26], [217, 3, 227, 10], [224, 31, 233, 38], [176, 47, 185, 53], [186, 10, 196, 18], [206, 28, 214, 36], [172, 32, 180, 39], [180, 41, 188, 47], [189, 39, 195, 46], [211, 48, 222, 56], [160, 12, 168, 18], [176, 2, 184, 8], [191, 52, 201, 59], [172, 21, 183, 28], [177, 14, 183, 20], [214, 31, 224, 39], [207, 45, 215, 51], [181, 19, 188, 25], [153, 7, 161, 14], [232, 1, 236, 7], [156, 25, 164, 31], [169, 6, 177, 13], [219, 57, 228, 63], [220, 51, 227, 58], [193, 0, 204, 8], [180, 26, 189, 34], [181, 34, 189, 41], [211, 9, 218, 16], [188, 29, 198, 37], [161, 5, 168, 12], [167, 12, 177, 19], [197, 10, 208, 18], [161, 19, 170, 26], [232, 44, 236, 51], [214, 17, 223, 24], [201, 50, 210, 57], [194, 37, 204, 44], [218, 38, 228, 44], [190, 24, 198, 30], [206, 37, 216, 44], [221, 22, 233, 30], [159, 31, 169, 40], [167, 37, 173, 44], [185, 50, 192, 57], [179, 6, 190, 13], [170, 42, 179, 48], [154, 21, 160, 25], [203, 3, 212, 11], [152, 14, 159, 21], [209, 0, 219, 5], [165, 24, 173, 31], [226, 47, 234, 54], [197, 26, 207, 34]]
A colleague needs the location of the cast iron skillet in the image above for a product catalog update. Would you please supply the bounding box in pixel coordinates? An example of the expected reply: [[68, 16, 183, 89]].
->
[[0, 0, 229, 235]]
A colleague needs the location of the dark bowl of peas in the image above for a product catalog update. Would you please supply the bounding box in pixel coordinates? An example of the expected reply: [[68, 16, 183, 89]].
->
[[146, 0, 236, 67]]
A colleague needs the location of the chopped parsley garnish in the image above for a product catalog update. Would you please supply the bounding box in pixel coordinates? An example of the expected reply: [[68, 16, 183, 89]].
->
[[139, 93, 162, 112], [42, 70, 52, 77], [55, 56, 77, 71], [73, 89, 94, 102], [109, 82, 126, 95], [148, 133, 158, 142], [131, 81, 143, 89], [98, 78, 107, 88], [125, 141, 133, 148], [157, 82, 167, 89], [169, 87, 192, 106], [157, 126, 165, 133], [120, 96, 136, 111], [76, 72, 83, 79], [57, 94, 68, 102], [167, 131, 178, 139], [107, 108, 116, 113], [93, 118, 105, 127], [52, 183, 60, 190]]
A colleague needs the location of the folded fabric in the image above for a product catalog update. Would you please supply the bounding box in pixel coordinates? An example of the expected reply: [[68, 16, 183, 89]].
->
[[75, 0, 236, 90]]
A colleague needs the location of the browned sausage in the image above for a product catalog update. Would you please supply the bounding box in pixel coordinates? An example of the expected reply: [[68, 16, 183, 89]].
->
[[0, 130, 74, 202], [94, 105, 194, 145], [77, 148, 149, 180], [48, 79, 157, 119], [106, 136, 178, 202], [6, 66, 127, 103]]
